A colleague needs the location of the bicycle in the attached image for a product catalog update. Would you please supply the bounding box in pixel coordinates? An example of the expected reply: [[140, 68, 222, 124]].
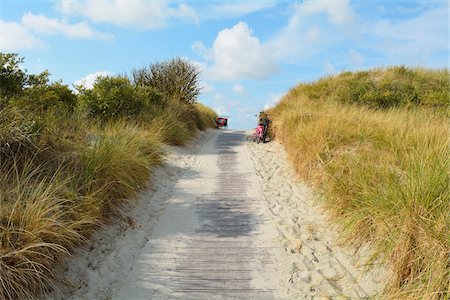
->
[[252, 124, 264, 143]]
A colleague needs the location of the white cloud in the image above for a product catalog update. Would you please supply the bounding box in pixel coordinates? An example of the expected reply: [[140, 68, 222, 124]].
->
[[267, 0, 356, 61], [371, 7, 447, 63], [0, 11, 111, 51], [295, 0, 355, 25], [73, 71, 112, 90], [200, 22, 277, 81], [22, 13, 112, 39], [203, 1, 276, 19], [264, 92, 284, 111], [305, 26, 321, 42], [232, 84, 247, 96], [192, 41, 207, 56], [0, 20, 42, 51], [56, 0, 198, 30]]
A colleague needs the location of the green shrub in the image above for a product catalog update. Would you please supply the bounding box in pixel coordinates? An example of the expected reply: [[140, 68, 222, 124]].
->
[[78, 76, 163, 120], [131, 58, 201, 105], [294, 66, 449, 109], [1, 54, 76, 111]]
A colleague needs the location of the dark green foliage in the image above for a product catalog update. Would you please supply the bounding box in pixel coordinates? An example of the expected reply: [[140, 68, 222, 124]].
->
[[0, 53, 27, 103], [1, 53, 77, 111], [16, 80, 77, 112], [77, 76, 163, 120]]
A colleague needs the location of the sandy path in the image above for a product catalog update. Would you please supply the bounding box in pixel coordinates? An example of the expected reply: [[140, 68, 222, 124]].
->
[[110, 130, 286, 299], [50, 130, 214, 299], [50, 130, 385, 299]]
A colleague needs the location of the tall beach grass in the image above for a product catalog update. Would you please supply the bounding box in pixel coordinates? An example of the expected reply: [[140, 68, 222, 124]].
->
[[270, 66, 449, 299], [0, 54, 217, 299]]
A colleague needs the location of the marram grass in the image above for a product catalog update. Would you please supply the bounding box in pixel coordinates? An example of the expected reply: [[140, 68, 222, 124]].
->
[[0, 103, 216, 299], [270, 67, 449, 299]]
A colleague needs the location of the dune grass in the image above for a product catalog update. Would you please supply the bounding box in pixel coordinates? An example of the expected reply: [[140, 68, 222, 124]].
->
[[0, 109, 216, 299], [270, 66, 449, 299], [0, 55, 217, 299]]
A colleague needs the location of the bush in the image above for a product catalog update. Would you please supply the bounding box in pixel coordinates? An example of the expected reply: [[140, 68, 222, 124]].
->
[[77, 76, 163, 120], [131, 58, 201, 105]]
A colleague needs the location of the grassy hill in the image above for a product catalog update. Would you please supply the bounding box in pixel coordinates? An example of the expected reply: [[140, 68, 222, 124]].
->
[[0, 54, 217, 298], [269, 66, 449, 299]]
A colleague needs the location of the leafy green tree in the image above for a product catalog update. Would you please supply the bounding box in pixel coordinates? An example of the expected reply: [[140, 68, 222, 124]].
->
[[1, 53, 76, 111], [0, 53, 28, 102], [132, 58, 201, 105]]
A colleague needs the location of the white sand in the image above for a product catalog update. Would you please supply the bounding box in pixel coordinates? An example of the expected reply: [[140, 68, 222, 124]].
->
[[49, 130, 216, 299], [247, 135, 387, 299], [49, 130, 386, 299]]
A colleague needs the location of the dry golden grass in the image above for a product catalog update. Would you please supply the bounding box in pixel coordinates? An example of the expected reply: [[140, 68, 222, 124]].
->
[[270, 68, 449, 299], [0, 102, 216, 299]]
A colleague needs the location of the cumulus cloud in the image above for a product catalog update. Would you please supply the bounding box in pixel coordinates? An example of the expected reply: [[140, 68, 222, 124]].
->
[[0, 20, 42, 51], [213, 92, 225, 102], [73, 71, 112, 90], [198, 22, 277, 81], [0, 11, 111, 51], [22, 13, 111, 39], [56, 0, 198, 30]]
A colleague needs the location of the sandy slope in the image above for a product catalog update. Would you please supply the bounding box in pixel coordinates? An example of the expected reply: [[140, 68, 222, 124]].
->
[[49, 130, 385, 299]]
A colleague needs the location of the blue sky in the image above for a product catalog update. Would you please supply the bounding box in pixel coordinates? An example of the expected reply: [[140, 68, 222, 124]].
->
[[1, 0, 448, 129]]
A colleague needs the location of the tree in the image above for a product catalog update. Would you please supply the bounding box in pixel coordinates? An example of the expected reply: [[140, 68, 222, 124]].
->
[[0, 53, 27, 101], [132, 58, 201, 105], [1, 53, 77, 111]]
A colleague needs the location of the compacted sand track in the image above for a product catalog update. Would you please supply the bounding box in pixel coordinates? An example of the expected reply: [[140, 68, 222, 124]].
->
[[51, 130, 384, 300]]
